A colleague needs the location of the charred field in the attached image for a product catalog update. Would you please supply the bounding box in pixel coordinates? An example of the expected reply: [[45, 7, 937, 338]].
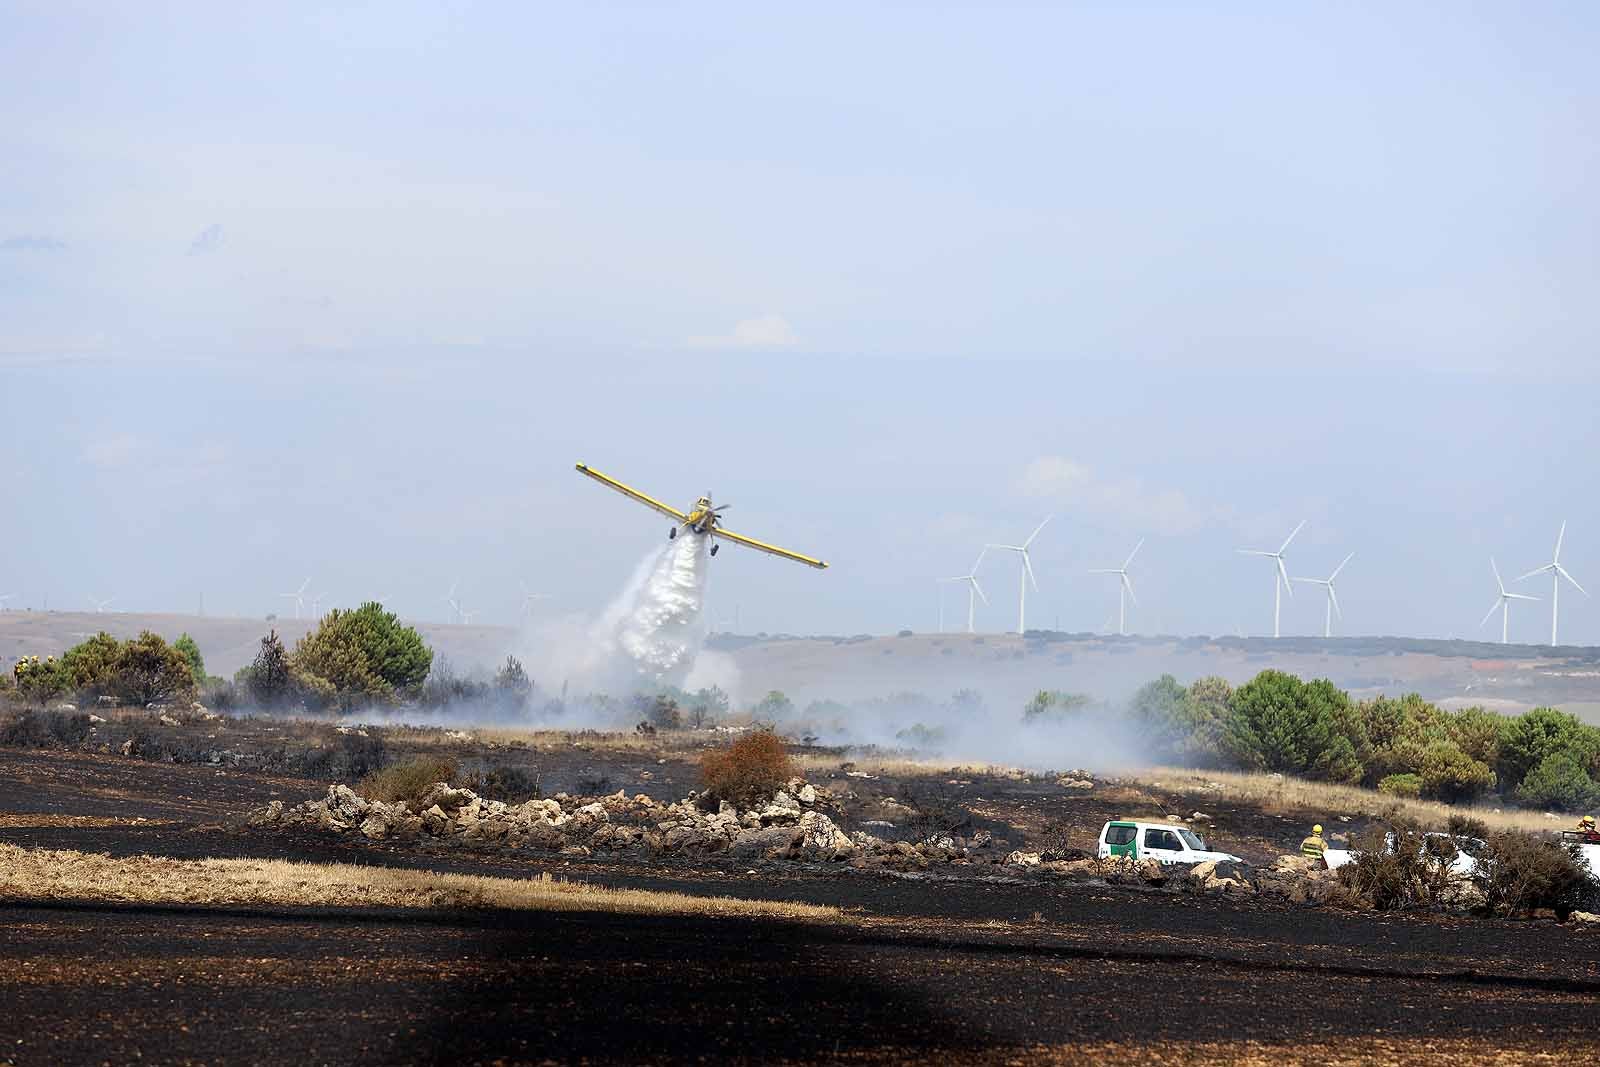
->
[[5, 712, 1600, 1066]]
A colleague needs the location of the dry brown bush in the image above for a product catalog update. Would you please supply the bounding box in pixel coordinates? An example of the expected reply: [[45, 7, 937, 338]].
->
[[701, 730, 793, 806], [358, 756, 458, 807]]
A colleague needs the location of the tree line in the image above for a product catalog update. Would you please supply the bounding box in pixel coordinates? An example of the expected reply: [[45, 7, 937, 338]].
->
[[1132, 669, 1600, 812]]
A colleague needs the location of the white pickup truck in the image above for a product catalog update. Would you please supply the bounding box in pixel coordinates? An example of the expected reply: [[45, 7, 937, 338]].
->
[[1096, 820, 1242, 865]]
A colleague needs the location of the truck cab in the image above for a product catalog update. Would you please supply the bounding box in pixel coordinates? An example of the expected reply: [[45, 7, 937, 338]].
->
[[1097, 820, 1242, 865]]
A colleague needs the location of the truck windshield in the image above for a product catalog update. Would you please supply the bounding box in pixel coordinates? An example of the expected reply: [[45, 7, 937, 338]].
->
[[1178, 829, 1206, 850]]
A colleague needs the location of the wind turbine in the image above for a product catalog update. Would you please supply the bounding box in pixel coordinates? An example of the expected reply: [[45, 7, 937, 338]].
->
[[1088, 538, 1143, 636], [938, 550, 989, 634], [0, 594, 12, 612], [443, 580, 461, 625], [1237, 520, 1304, 639], [1293, 552, 1354, 639], [987, 517, 1050, 634], [89, 595, 115, 614], [279, 577, 310, 620], [520, 582, 551, 621], [1517, 522, 1588, 645], [1481, 557, 1538, 645]]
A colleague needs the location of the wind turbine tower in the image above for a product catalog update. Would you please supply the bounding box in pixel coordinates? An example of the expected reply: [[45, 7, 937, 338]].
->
[[1293, 552, 1354, 639], [1237, 520, 1304, 638], [987, 517, 1050, 634], [938, 550, 989, 634], [1088, 538, 1143, 636], [89, 595, 115, 614], [280, 578, 310, 620], [1482, 557, 1538, 645], [1517, 522, 1588, 645]]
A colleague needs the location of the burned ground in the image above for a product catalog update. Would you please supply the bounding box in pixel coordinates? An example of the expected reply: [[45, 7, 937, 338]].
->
[[4, 723, 1600, 1064]]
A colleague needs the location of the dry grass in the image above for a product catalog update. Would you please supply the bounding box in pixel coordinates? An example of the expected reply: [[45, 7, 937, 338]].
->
[[1140, 766, 1560, 833], [0, 843, 848, 922]]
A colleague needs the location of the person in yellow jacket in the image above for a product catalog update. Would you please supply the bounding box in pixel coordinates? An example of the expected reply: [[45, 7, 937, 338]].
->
[[1300, 824, 1328, 857], [1577, 815, 1600, 844]]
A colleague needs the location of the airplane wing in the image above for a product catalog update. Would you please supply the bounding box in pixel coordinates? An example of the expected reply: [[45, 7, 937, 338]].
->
[[713, 526, 829, 570], [574, 463, 688, 522]]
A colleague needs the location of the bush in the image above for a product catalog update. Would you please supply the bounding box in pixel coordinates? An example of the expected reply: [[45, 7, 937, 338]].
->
[[1474, 830, 1598, 918], [473, 765, 542, 802], [11, 656, 67, 706], [359, 756, 458, 807], [1335, 823, 1457, 911], [293, 603, 433, 710], [700, 730, 793, 806], [173, 633, 207, 687], [61, 633, 121, 699], [1515, 753, 1600, 812], [1378, 773, 1422, 798], [239, 631, 295, 708], [1417, 741, 1495, 802], [0, 709, 92, 748], [111, 632, 196, 707], [1022, 690, 1092, 724]]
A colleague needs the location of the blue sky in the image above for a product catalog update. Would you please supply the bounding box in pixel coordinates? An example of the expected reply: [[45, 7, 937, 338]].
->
[[2, 3, 1597, 641]]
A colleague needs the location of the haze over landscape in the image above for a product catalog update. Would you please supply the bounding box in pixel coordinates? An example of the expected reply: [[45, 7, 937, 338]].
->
[[4, 4, 1598, 643]]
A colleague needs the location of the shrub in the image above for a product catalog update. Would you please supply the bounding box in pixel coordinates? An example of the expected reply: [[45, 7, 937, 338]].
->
[[1499, 707, 1600, 789], [293, 603, 433, 710], [1417, 741, 1495, 802], [239, 631, 295, 708], [10, 656, 67, 706], [752, 690, 795, 721], [1515, 753, 1600, 812], [700, 730, 793, 806], [479, 765, 542, 802], [359, 756, 458, 807], [1022, 690, 1092, 724], [1474, 830, 1598, 918], [173, 634, 207, 687], [0, 709, 92, 748], [1335, 823, 1457, 911], [1446, 813, 1490, 841], [1378, 773, 1422, 798], [111, 632, 196, 707], [61, 633, 121, 699]]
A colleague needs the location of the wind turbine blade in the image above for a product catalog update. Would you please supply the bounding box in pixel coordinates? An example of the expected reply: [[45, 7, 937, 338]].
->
[[970, 547, 988, 572], [1514, 566, 1549, 583], [987, 544, 1023, 552], [972, 577, 989, 605], [1278, 520, 1306, 554], [1122, 573, 1138, 606], [1505, 593, 1540, 602], [1557, 565, 1589, 597], [1491, 557, 1506, 595], [1480, 600, 1501, 628], [1087, 568, 1120, 575], [1023, 515, 1053, 548], [1123, 538, 1145, 570], [1291, 577, 1320, 585], [1329, 551, 1354, 582], [1023, 552, 1039, 591], [1237, 549, 1274, 557], [1555, 520, 1567, 564], [1278, 557, 1293, 597], [1327, 585, 1341, 619]]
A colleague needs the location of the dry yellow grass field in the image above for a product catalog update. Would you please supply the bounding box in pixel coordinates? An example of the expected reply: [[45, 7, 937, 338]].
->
[[0, 843, 848, 922]]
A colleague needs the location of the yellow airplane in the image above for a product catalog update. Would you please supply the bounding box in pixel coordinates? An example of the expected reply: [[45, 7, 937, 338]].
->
[[574, 463, 828, 570]]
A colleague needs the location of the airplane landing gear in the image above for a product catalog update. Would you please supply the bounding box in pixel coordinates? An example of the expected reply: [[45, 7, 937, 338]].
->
[[710, 543, 720, 557], [668, 527, 676, 540]]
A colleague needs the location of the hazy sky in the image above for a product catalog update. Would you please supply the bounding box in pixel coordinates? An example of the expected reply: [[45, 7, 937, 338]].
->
[[3, 3, 1598, 643]]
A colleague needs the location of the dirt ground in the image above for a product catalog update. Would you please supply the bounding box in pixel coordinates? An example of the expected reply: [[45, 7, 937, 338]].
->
[[4, 739, 1600, 1065]]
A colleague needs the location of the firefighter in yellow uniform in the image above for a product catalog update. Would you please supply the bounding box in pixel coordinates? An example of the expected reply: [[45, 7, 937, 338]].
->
[[1578, 815, 1600, 844], [1300, 824, 1328, 858]]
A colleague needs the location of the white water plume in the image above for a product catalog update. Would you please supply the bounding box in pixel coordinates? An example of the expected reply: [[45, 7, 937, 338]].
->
[[611, 532, 709, 684]]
